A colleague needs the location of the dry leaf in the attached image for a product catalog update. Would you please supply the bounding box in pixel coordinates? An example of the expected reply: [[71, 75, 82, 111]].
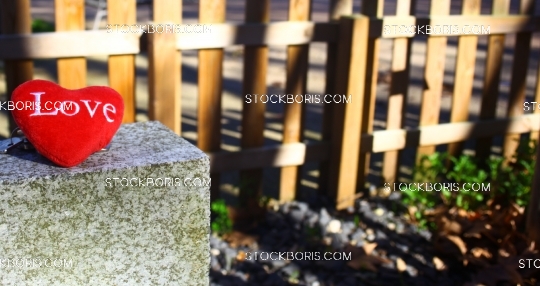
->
[[345, 244, 389, 272], [236, 251, 246, 261], [471, 248, 492, 259], [363, 242, 378, 255], [447, 235, 467, 255], [463, 221, 489, 238], [439, 216, 462, 235], [433, 257, 446, 271], [396, 258, 407, 272], [223, 231, 258, 248]]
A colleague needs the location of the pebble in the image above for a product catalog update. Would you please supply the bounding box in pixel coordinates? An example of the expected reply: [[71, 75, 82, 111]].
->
[[376, 229, 388, 240], [208, 197, 470, 286], [326, 219, 342, 234], [319, 208, 331, 229], [210, 248, 220, 256], [374, 208, 385, 216], [351, 229, 365, 241]]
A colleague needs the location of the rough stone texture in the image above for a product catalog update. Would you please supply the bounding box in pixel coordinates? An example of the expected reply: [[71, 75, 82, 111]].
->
[[0, 121, 210, 285]]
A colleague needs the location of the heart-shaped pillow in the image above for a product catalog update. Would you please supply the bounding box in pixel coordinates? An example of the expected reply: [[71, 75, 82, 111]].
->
[[11, 80, 124, 167]]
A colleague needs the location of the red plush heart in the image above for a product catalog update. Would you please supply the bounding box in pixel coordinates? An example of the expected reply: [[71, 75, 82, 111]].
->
[[11, 80, 124, 167]]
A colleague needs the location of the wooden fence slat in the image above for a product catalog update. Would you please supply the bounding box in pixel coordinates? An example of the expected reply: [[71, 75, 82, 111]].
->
[[329, 15, 370, 210], [148, 0, 182, 134], [381, 0, 414, 183], [533, 35, 540, 142], [319, 0, 352, 201], [447, 0, 481, 157], [279, 0, 311, 202], [108, 0, 136, 123], [0, 0, 34, 131], [356, 0, 384, 193], [198, 0, 225, 202], [503, 0, 535, 162], [210, 142, 330, 173], [416, 0, 451, 161], [368, 114, 540, 152], [0, 31, 140, 60], [238, 0, 270, 208], [176, 21, 339, 49], [475, 0, 510, 161], [209, 113, 540, 173], [55, 0, 86, 89]]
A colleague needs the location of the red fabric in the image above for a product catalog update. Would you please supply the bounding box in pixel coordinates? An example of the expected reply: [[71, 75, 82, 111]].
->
[[11, 80, 124, 167]]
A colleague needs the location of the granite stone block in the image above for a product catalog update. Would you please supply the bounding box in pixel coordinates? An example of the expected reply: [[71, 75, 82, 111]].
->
[[0, 121, 210, 285]]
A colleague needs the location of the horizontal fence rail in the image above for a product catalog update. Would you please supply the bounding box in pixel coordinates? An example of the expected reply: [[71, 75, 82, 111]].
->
[[208, 113, 540, 172], [4, 14, 540, 60], [0, 31, 140, 59], [3, 14, 540, 60]]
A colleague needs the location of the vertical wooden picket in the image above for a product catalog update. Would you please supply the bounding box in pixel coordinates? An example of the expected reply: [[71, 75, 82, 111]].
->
[[381, 0, 414, 183], [0, 0, 34, 131], [198, 0, 225, 201], [319, 0, 352, 199], [503, 0, 534, 162], [447, 0, 480, 157], [416, 0, 450, 161], [279, 0, 311, 202], [476, 0, 510, 161], [108, 0, 136, 123], [55, 0, 86, 89], [357, 0, 383, 190], [148, 0, 182, 134], [238, 0, 270, 207], [329, 15, 370, 210]]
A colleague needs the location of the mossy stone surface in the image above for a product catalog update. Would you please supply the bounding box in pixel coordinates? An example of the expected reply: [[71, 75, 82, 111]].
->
[[0, 121, 210, 285]]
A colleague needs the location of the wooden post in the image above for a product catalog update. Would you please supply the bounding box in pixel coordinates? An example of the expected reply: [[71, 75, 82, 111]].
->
[[0, 0, 34, 131], [108, 0, 136, 123], [148, 0, 182, 134], [279, 0, 311, 202], [475, 0, 509, 162], [238, 0, 270, 208], [198, 0, 225, 202], [527, 130, 540, 246], [381, 0, 414, 183], [447, 0, 480, 157], [503, 0, 534, 163], [319, 0, 352, 198], [357, 0, 383, 191], [328, 15, 370, 210], [55, 0, 86, 89], [416, 0, 451, 161]]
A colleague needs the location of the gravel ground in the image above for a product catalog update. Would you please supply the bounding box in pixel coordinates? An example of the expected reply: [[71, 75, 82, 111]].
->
[[209, 193, 471, 286]]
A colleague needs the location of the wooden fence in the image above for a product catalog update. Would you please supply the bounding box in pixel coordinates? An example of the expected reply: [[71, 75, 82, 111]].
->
[[1, 1, 540, 230]]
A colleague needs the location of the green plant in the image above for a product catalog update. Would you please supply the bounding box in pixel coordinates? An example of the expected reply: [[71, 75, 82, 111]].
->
[[353, 215, 360, 227], [211, 199, 233, 236], [401, 139, 536, 228], [32, 19, 54, 33]]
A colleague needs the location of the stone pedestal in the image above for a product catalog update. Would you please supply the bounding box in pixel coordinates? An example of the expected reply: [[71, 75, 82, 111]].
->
[[0, 121, 210, 285]]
